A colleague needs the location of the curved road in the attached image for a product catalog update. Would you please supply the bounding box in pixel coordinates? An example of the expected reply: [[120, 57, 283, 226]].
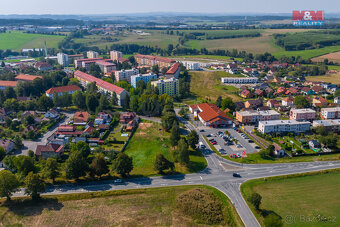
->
[[12, 115, 340, 227]]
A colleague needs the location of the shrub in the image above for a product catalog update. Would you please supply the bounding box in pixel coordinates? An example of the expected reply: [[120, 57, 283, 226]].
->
[[264, 213, 283, 227], [176, 188, 225, 225]]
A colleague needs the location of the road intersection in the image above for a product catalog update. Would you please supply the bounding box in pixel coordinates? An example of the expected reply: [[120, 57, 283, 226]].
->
[[12, 114, 340, 227]]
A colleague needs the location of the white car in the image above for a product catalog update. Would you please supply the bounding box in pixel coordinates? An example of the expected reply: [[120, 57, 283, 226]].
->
[[114, 179, 123, 183]]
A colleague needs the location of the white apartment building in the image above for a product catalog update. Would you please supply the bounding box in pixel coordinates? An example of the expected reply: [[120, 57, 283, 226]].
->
[[320, 107, 340, 119], [110, 50, 123, 61], [87, 51, 99, 59], [151, 78, 179, 96], [181, 61, 200, 70], [115, 69, 139, 83], [236, 110, 280, 124], [57, 53, 69, 66], [221, 77, 258, 84], [258, 120, 311, 134]]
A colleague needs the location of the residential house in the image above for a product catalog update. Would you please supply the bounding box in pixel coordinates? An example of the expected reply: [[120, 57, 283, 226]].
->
[[15, 74, 42, 82], [290, 109, 316, 121], [308, 140, 320, 149], [267, 99, 280, 109], [234, 102, 245, 111], [120, 112, 136, 124], [311, 85, 324, 94], [244, 100, 262, 109], [240, 90, 252, 98], [82, 126, 96, 137], [334, 97, 340, 104], [35, 144, 64, 158], [73, 111, 90, 125], [34, 62, 52, 71], [276, 87, 286, 95], [313, 97, 329, 108], [301, 87, 314, 95], [282, 97, 295, 107], [273, 143, 285, 156], [44, 108, 60, 120], [0, 139, 14, 153], [254, 89, 264, 97], [97, 112, 112, 123]]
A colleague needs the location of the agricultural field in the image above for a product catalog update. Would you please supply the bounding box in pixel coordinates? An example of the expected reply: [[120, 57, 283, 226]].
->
[[306, 74, 340, 84], [190, 71, 242, 102], [312, 51, 340, 64], [0, 31, 64, 51], [124, 122, 207, 176], [241, 170, 340, 226], [0, 185, 243, 227], [273, 45, 340, 60]]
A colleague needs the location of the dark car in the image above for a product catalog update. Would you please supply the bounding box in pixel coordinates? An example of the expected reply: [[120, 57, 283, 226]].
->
[[199, 129, 205, 132], [233, 173, 241, 178], [255, 146, 260, 149]]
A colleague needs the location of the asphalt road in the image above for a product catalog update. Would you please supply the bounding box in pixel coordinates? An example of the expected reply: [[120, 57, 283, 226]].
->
[[11, 111, 340, 227]]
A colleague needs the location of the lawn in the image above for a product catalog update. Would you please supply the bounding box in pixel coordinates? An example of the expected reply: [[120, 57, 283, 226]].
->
[[306, 74, 340, 84], [189, 71, 242, 102], [241, 170, 340, 226], [102, 123, 129, 152], [124, 122, 207, 176], [173, 54, 243, 62], [0, 31, 64, 51], [0, 185, 243, 227], [273, 45, 340, 60]]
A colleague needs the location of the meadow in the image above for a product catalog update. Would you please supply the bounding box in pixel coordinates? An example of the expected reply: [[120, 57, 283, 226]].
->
[[241, 170, 340, 226], [124, 122, 207, 176], [189, 71, 242, 102], [0, 185, 243, 227], [0, 31, 64, 51], [306, 74, 340, 84]]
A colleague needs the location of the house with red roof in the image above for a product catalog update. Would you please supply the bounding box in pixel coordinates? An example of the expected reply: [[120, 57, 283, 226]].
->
[[73, 111, 90, 125], [0, 81, 18, 90], [254, 89, 264, 97], [313, 97, 329, 107], [34, 62, 52, 71], [311, 85, 324, 94], [135, 54, 175, 68], [165, 62, 180, 78], [74, 71, 129, 106], [267, 99, 280, 109], [195, 103, 232, 128], [282, 97, 295, 107], [35, 144, 64, 159], [240, 90, 252, 98], [15, 74, 42, 82], [46, 85, 82, 98]]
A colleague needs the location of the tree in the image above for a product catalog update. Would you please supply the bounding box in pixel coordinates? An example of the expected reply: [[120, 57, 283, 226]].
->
[[24, 172, 46, 200], [221, 97, 236, 112], [175, 139, 190, 165], [152, 64, 159, 74], [90, 154, 109, 178], [0, 170, 20, 201], [42, 158, 60, 183], [264, 213, 283, 227], [86, 94, 99, 113], [154, 154, 174, 174], [97, 94, 109, 112], [111, 92, 118, 107], [14, 155, 35, 177], [334, 89, 340, 97], [65, 151, 89, 179], [112, 153, 133, 177], [24, 115, 35, 126], [314, 126, 328, 136], [215, 96, 222, 108], [170, 123, 181, 147], [72, 90, 86, 109], [294, 95, 309, 108], [247, 192, 262, 210], [161, 111, 177, 132], [71, 141, 91, 158], [37, 95, 54, 111], [0, 147, 6, 162], [187, 130, 199, 149]]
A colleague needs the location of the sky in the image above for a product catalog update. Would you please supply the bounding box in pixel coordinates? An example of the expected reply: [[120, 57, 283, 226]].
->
[[1, 0, 339, 15]]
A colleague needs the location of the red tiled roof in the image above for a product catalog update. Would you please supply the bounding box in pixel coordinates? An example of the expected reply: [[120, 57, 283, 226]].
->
[[135, 54, 175, 63], [283, 97, 294, 102], [15, 74, 42, 81], [0, 81, 18, 87], [197, 103, 232, 123], [118, 57, 128, 62], [46, 85, 81, 95], [36, 144, 63, 156], [166, 63, 180, 75], [74, 111, 90, 123], [74, 71, 125, 95]]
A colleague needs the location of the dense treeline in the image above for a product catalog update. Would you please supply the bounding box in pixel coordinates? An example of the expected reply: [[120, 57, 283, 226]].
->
[[0, 19, 84, 26]]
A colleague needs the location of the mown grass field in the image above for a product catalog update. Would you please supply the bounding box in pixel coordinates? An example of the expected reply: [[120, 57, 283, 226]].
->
[[273, 45, 340, 59], [0, 31, 64, 51], [241, 170, 340, 227], [190, 71, 242, 102], [124, 122, 207, 176], [0, 185, 243, 227]]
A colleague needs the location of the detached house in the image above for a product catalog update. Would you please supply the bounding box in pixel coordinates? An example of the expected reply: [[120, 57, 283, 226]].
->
[[244, 100, 262, 109], [240, 90, 252, 98], [267, 99, 280, 109], [73, 111, 90, 125], [282, 97, 295, 107], [301, 87, 314, 95], [313, 97, 329, 108], [35, 144, 64, 159], [0, 139, 15, 153]]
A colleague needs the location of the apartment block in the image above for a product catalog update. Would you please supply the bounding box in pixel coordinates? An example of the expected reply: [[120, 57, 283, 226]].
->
[[221, 77, 258, 84], [95, 60, 116, 73], [131, 73, 157, 88], [320, 107, 340, 119], [57, 53, 69, 66], [151, 78, 179, 96], [135, 54, 175, 68], [115, 69, 139, 83], [313, 119, 340, 132], [236, 110, 280, 124], [87, 51, 99, 59], [290, 108, 316, 121], [258, 120, 311, 134], [110, 50, 123, 61]]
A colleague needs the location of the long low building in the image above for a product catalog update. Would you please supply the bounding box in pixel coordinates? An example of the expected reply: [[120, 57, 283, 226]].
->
[[221, 77, 258, 84], [320, 107, 340, 119], [74, 71, 129, 106], [258, 120, 311, 134], [131, 73, 157, 88], [290, 108, 316, 121], [313, 119, 340, 132], [46, 85, 82, 98], [189, 103, 232, 128], [135, 54, 175, 68], [0, 81, 18, 90]]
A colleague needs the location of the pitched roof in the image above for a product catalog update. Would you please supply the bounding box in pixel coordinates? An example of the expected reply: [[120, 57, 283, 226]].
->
[[36, 144, 63, 156], [15, 74, 42, 81], [46, 85, 81, 95], [197, 103, 232, 123], [0, 81, 18, 87], [74, 71, 125, 95], [166, 63, 180, 75], [0, 139, 14, 151], [74, 111, 90, 123], [312, 85, 324, 93]]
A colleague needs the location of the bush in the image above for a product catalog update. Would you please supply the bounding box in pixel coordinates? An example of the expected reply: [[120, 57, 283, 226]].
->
[[264, 213, 283, 227], [176, 188, 225, 225]]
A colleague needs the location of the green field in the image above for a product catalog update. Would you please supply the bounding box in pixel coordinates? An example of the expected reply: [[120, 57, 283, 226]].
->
[[273, 45, 340, 59], [0, 185, 243, 227], [190, 71, 242, 102], [0, 31, 64, 51], [124, 122, 207, 176], [241, 170, 340, 226]]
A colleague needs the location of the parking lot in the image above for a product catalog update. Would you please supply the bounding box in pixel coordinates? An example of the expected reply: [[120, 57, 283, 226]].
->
[[197, 124, 260, 157]]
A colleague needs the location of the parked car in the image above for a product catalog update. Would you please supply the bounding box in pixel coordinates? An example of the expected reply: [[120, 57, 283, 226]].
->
[[199, 129, 205, 132], [248, 140, 254, 143], [233, 173, 241, 178], [255, 146, 260, 149], [114, 179, 123, 183], [206, 134, 211, 137]]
